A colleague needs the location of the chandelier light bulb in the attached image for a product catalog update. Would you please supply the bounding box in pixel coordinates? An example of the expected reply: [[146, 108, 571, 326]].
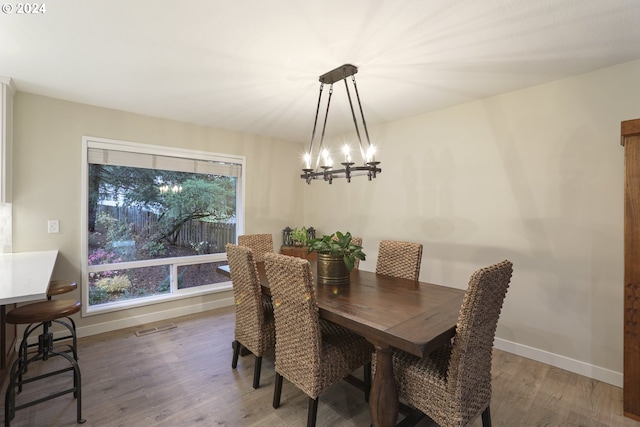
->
[[366, 145, 376, 163], [322, 149, 332, 167], [342, 145, 351, 163]]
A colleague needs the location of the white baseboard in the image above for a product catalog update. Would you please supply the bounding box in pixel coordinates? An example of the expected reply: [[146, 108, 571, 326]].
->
[[494, 337, 622, 388], [18, 297, 235, 349], [76, 297, 235, 338]]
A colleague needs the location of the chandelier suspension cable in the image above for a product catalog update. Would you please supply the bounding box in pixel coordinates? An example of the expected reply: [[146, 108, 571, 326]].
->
[[342, 77, 366, 163], [351, 74, 373, 159], [307, 82, 324, 167], [315, 84, 334, 171]]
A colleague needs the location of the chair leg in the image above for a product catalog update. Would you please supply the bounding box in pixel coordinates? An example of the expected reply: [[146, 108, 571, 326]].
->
[[363, 362, 371, 402], [52, 318, 79, 360], [307, 397, 318, 427], [252, 356, 262, 389], [5, 354, 22, 424], [273, 373, 283, 408], [396, 408, 426, 427], [18, 322, 42, 377], [52, 349, 86, 424], [231, 340, 241, 369], [481, 406, 491, 427]]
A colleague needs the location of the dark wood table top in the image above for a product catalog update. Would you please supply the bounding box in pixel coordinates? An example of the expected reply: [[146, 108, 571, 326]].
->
[[218, 261, 465, 358]]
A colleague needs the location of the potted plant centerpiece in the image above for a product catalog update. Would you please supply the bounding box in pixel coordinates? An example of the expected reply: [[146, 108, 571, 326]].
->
[[290, 227, 309, 247], [308, 231, 366, 285]]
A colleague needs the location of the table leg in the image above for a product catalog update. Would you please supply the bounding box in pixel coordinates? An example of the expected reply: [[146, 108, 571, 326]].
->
[[369, 344, 399, 427]]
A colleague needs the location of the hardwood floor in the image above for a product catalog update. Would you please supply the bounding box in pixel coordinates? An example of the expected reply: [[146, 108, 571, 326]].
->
[[1, 306, 639, 426]]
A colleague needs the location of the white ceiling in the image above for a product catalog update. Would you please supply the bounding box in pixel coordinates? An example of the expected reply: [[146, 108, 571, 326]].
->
[[2, 0, 640, 143]]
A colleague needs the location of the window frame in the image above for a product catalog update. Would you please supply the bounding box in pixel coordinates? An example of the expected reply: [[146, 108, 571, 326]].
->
[[80, 136, 244, 316]]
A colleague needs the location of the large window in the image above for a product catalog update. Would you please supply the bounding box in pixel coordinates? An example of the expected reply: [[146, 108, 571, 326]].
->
[[81, 137, 244, 315]]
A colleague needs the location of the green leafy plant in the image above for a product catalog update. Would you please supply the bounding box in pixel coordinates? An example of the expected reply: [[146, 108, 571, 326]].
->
[[291, 227, 309, 246], [139, 238, 167, 258], [88, 286, 109, 305], [307, 231, 365, 271]]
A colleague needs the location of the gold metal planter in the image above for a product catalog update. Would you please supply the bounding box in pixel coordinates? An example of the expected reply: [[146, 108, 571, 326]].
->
[[316, 253, 350, 285]]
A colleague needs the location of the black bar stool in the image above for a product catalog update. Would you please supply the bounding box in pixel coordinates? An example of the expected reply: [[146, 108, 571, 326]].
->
[[47, 280, 78, 353], [4, 299, 85, 426], [48, 280, 78, 300], [19, 280, 79, 364]]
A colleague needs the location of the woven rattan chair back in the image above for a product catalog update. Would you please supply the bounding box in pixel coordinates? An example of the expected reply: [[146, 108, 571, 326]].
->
[[447, 260, 513, 412], [351, 236, 362, 270], [375, 240, 423, 280], [392, 260, 513, 427], [226, 243, 276, 388], [263, 253, 322, 397], [238, 234, 274, 263]]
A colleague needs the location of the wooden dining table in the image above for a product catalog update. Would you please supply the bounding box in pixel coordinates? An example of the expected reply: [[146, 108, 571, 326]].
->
[[219, 261, 465, 427]]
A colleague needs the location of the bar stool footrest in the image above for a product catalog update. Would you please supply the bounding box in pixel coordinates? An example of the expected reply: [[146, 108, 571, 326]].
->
[[15, 386, 77, 412], [17, 366, 75, 389]]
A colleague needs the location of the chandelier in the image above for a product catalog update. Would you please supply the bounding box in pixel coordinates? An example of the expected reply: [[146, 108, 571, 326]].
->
[[301, 64, 381, 184]]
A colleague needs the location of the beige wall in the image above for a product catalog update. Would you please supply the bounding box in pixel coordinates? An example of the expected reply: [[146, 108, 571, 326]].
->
[[303, 59, 640, 385], [12, 93, 304, 334]]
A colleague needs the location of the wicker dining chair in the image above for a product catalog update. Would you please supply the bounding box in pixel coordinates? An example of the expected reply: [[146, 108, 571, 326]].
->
[[351, 236, 363, 270], [226, 243, 276, 389], [390, 260, 513, 427], [264, 253, 373, 427], [375, 240, 423, 280], [237, 233, 274, 263]]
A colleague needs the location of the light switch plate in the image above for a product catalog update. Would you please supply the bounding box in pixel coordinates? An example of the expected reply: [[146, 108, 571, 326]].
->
[[47, 219, 59, 234]]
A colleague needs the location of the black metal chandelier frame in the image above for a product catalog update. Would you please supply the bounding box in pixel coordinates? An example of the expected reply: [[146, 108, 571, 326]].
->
[[301, 64, 381, 184]]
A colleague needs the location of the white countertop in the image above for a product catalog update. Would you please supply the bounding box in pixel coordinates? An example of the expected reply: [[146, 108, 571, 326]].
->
[[0, 250, 58, 305]]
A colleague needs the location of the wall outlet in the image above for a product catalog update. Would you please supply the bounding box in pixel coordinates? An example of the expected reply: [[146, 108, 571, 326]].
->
[[47, 219, 60, 234]]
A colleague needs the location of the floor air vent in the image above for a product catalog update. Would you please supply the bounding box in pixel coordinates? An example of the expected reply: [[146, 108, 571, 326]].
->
[[135, 323, 177, 337]]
